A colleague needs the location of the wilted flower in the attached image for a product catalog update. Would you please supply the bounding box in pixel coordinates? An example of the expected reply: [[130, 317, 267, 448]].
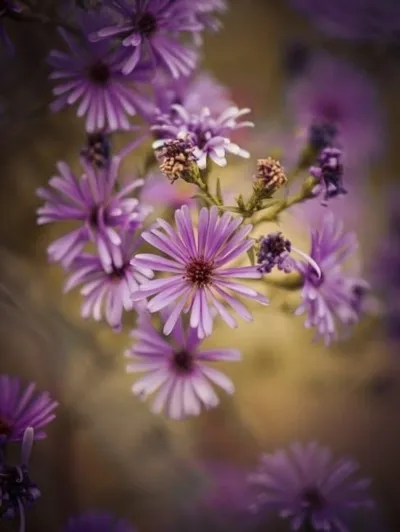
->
[[62, 511, 136, 532], [156, 136, 198, 183], [152, 105, 253, 168], [64, 233, 153, 331], [248, 441, 374, 531], [48, 13, 151, 132], [0, 375, 58, 444], [294, 212, 369, 345], [253, 157, 287, 198], [310, 146, 348, 205], [89, 0, 201, 77], [132, 205, 269, 338], [0, 0, 21, 53], [126, 311, 240, 419]]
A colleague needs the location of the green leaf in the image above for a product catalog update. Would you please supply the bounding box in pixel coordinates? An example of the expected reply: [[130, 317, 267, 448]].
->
[[215, 178, 223, 204]]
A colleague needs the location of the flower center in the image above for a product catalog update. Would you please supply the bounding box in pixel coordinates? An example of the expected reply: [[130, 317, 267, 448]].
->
[[172, 349, 194, 374], [0, 417, 12, 438], [135, 11, 158, 37], [88, 61, 111, 84], [185, 258, 214, 287], [301, 487, 326, 512], [110, 264, 128, 282]]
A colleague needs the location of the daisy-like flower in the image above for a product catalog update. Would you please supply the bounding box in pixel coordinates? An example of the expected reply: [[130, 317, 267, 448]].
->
[[0, 376, 58, 444], [125, 311, 240, 419], [36, 144, 149, 267], [248, 442, 374, 531], [48, 12, 152, 132], [65, 233, 153, 331], [89, 0, 201, 77], [62, 511, 136, 532], [294, 212, 369, 345], [1, 428, 41, 532], [152, 104, 253, 168], [132, 205, 269, 339]]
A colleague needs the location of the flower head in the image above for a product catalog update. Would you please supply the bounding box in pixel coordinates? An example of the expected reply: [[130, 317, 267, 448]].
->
[[188, 0, 227, 45], [156, 136, 198, 183], [310, 146, 348, 205], [62, 511, 136, 532], [253, 157, 287, 198], [132, 205, 269, 339], [36, 150, 148, 267], [152, 105, 253, 169], [48, 13, 151, 132], [248, 442, 374, 531], [90, 0, 200, 77], [64, 232, 153, 331], [126, 311, 240, 419], [0, 376, 58, 444], [257, 233, 293, 274], [294, 212, 369, 345]]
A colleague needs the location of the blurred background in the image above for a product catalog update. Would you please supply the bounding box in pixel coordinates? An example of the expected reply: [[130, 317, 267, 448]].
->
[[0, 0, 400, 531]]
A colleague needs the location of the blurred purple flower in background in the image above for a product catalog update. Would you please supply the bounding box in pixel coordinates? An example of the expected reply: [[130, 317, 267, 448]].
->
[[0, 0, 21, 53], [187, 0, 227, 45], [62, 511, 136, 532], [295, 212, 369, 345], [89, 0, 201, 77], [152, 105, 253, 168], [140, 169, 194, 209], [286, 0, 400, 42], [48, 13, 152, 132], [126, 311, 240, 419], [132, 205, 269, 338], [310, 146, 348, 206], [248, 441, 374, 531], [0, 376, 58, 444]]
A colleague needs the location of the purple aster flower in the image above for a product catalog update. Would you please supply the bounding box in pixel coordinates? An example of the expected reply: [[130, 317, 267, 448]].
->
[[248, 441, 374, 531], [288, 53, 384, 169], [0, 0, 21, 53], [62, 511, 136, 532], [48, 13, 152, 132], [0, 376, 58, 444], [1, 428, 41, 532], [125, 311, 240, 418], [36, 144, 149, 267], [131, 205, 269, 339], [294, 212, 369, 345], [90, 0, 201, 77], [152, 104, 253, 168], [64, 232, 153, 331], [310, 146, 348, 206], [287, 0, 400, 42]]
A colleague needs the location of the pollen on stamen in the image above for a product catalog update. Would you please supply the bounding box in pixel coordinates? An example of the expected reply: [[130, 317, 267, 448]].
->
[[185, 258, 214, 287]]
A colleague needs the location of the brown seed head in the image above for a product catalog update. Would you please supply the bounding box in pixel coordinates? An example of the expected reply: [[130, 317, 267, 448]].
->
[[254, 157, 287, 195], [158, 138, 197, 183]]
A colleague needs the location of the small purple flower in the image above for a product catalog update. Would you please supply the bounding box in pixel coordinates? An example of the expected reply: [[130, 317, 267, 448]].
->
[[0, 376, 58, 444], [0, 0, 21, 53], [294, 212, 369, 345], [257, 233, 294, 274], [48, 13, 151, 132], [62, 511, 136, 532], [64, 233, 153, 331], [36, 147, 149, 267], [90, 0, 201, 77], [132, 205, 269, 339], [310, 146, 348, 205], [125, 311, 240, 419], [152, 104, 253, 168], [248, 441, 374, 531]]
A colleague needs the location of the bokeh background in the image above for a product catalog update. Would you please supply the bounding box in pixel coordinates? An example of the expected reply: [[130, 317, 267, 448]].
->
[[1, 0, 400, 531]]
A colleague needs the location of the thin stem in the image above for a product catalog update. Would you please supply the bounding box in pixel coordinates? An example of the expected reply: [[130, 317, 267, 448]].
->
[[196, 179, 223, 207]]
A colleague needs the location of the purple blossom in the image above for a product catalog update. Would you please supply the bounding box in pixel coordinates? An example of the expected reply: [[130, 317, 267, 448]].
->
[[248, 441, 374, 531], [310, 146, 348, 206], [152, 105, 253, 168], [257, 233, 294, 274], [62, 511, 136, 532], [36, 147, 149, 267], [89, 0, 201, 77], [0, 376, 58, 444], [0, 0, 21, 53], [132, 205, 269, 339], [125, 311, 240, 419], [294, 212, 369, 345], [187, 0, 227, 45], [64, 232, 153, 331], [48, 13, 152, 132]]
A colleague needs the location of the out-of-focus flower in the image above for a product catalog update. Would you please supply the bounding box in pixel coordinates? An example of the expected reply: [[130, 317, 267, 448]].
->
[[125, 311, 240, 419], [288, 53, 383, 168], [248, 441, 374, 531], [89, 0, 200, 77], [152, 105, 253, 168], [64, 233, 153, 331], [62, 511, 136, 532], [0, 428, 41, 530], [0, 376, 58, 444], [0, 0, 21, 53], [294, 212, 369, 345], [310, 146, 348, 206], [287, 0, 400, 43], [187, 0, 227, 45], [48, 13, 151, 132], [140, 170, 194, 210], [36, 147, 148, 267], [132, 205, 269, 338]]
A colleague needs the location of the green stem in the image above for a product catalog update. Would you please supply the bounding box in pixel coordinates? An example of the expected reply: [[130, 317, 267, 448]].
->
[[197, 180, 223, 207]]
